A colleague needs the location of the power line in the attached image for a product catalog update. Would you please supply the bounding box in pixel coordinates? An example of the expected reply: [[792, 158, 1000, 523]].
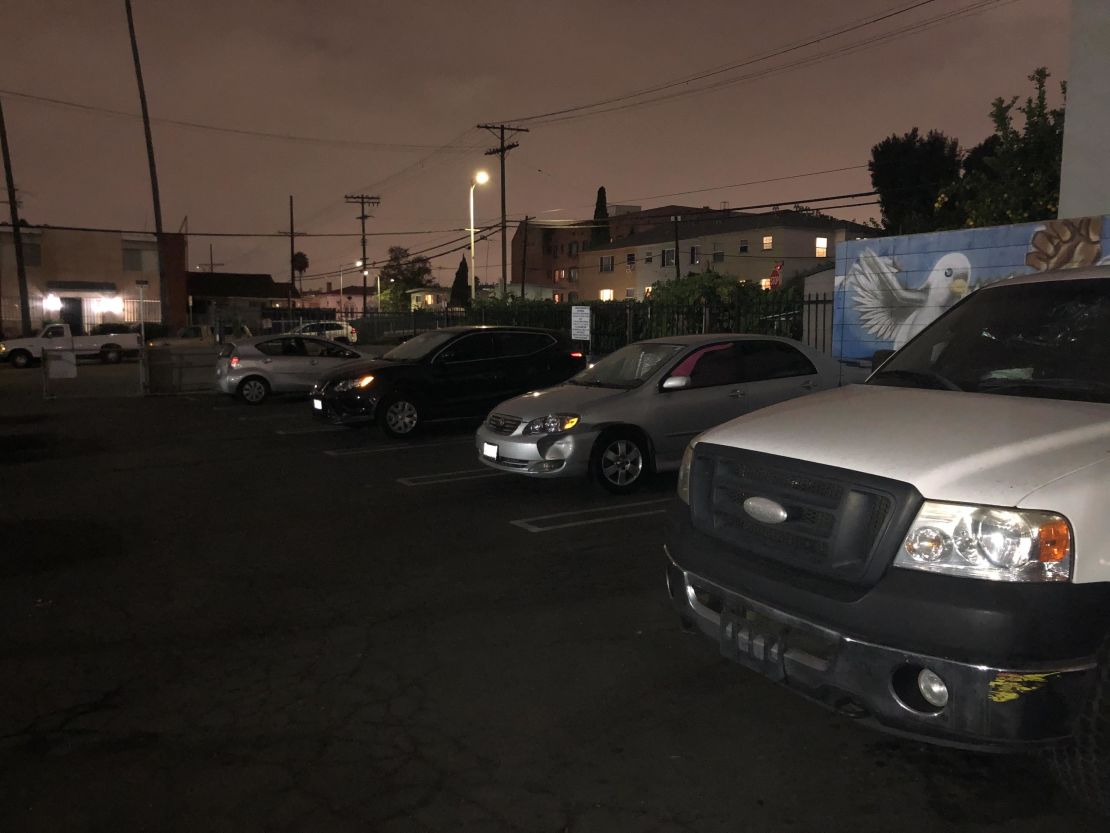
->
[[0, 222, 475, 238], [0, 87, 483, 152], [503, 0, 1012, 125]]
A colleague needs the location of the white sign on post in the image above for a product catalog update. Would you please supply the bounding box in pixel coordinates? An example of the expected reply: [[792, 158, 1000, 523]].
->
[[571, 305, 591, 341], [46, 350, 78, 379]]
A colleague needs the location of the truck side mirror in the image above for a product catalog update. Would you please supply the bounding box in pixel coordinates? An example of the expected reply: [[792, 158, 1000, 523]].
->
[[872, 349, 895, 368]]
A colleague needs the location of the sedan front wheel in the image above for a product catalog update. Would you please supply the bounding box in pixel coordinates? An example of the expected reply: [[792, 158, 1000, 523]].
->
[[379, 395, 421, 439], [592, 432, 648, 494]]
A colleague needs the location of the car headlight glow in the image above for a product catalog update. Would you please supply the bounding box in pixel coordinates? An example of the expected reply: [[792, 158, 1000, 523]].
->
[[677, 440, 697, 505], [523, 413, 580, 435], [894, 501, 1071, 582], [333, 374, 375, 393]]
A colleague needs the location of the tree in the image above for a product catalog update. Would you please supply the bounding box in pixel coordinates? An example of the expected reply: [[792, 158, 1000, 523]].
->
[[378, 246, 433, 312], [449, 256, 470, 308], [291, 251, 309, 277], [590, 186, 610, 247], [868, 127, 963, 234], [954, 68, 1066, 226]]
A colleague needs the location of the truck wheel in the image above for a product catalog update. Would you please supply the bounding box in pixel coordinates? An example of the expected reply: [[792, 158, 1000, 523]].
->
[[9, 350, 32, 369], [100, 346, 122, 364], [1048, 640, 1110, 814], [591, 429, 650, 494], [237, 376, 270, 405]]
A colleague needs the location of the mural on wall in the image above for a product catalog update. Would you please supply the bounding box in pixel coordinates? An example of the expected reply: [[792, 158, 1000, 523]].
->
[[833, 216, 1110, 362]]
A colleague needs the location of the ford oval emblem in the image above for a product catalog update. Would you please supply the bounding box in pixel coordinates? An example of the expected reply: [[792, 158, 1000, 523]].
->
[[743, 496, 788, 525]]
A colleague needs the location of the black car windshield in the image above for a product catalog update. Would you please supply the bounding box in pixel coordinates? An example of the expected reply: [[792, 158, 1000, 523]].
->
[[869, 277, 1110, 404], [381, 330, 457, 361], [570, 343, 684, 388]]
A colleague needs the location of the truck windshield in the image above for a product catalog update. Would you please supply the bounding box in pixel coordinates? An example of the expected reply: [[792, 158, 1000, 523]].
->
[[869, 277, 1110, 404]]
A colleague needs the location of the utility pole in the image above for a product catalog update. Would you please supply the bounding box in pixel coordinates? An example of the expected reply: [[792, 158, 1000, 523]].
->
[[478, 123, 529, 298], [344, 193, 380, 315], [0, 97, 31, 336], [671, 215, 682, 281], [204, 244, 224, 273], [519, 216, 530, 299], [288, 195, 295, 313], [124, 0, 166, 314]]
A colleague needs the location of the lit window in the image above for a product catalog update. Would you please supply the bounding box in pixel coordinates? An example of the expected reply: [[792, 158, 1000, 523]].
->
[[424, 294, 433, 305], [760, 278, 772, 291], [600, 256, 614, 273], [815, 237, 828, 258], [599, 289, 614, 301], [762, 235, 773, 251], [553, 292, 562, 303], [643, 285, 653, 297]]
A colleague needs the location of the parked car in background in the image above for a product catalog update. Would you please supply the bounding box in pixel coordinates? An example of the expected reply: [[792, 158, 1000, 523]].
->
[[150, 324, 252, 349], [290, 321, 357, 344], [476, 334, 840, 493], [215, 334, 370, 404], [0, 322, 141, 368], [311, 326, 586, 438]]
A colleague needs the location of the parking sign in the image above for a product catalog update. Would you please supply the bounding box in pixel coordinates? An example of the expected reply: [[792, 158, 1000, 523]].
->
[[571, 305, 590, 341]]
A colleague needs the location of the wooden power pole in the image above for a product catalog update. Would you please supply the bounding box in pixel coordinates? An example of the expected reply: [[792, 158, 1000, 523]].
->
[[478, 123, 528, 298], [0, 97, 31, 336]]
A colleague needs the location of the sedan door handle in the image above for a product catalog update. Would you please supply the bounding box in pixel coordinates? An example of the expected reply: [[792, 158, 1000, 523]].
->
[[728, 388, 746, 398], [263, 358, 273, 364], [801, 379, 817, 390]]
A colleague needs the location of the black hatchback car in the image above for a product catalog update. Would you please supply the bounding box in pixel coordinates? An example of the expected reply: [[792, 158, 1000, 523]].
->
[[311, 326, 586, 438]]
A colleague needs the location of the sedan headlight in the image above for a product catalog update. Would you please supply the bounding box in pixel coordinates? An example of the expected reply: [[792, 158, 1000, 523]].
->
[[894, 501, 1071, 582], [677, 440, 698, 504], [0, 343, 6, 353], [523, 413, 580, 435], [333, 374, 375, 393]]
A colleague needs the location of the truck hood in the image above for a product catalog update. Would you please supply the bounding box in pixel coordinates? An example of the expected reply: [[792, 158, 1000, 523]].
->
[[699, 384, 1110, 508], [492, 383, 627, 418]]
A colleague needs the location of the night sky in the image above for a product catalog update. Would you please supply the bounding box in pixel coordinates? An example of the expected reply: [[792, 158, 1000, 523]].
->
[[0, 0, 1070, 288]]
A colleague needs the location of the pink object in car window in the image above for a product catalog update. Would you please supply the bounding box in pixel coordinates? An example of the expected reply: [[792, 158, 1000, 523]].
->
[[669, 343, 732, 377]]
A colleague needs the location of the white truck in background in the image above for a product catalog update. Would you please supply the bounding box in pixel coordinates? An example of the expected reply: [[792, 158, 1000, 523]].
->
[[0, 323, 141, 369], [666, 265, 1110, 813]]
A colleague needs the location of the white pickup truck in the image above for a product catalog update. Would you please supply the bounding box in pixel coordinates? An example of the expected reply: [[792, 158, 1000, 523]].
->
[[666, 265, 1110, 813], [0, 323, 141, 369]]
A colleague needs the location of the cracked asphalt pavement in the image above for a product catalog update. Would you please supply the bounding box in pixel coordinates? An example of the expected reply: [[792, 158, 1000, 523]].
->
[[0, 365, 1101, 831]]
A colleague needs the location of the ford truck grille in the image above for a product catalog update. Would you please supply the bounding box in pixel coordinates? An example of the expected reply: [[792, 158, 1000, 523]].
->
[[690, 444, 920, 586]]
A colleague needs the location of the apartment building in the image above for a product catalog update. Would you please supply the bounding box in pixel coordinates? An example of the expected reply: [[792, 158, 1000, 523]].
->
[[0, 226, 188, 335]]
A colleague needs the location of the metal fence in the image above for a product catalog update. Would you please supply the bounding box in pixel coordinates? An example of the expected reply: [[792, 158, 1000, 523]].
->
[[262, 293, 834, 357]]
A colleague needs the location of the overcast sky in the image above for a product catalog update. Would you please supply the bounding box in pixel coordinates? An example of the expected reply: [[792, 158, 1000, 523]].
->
[[0, 0, 1071, 288]]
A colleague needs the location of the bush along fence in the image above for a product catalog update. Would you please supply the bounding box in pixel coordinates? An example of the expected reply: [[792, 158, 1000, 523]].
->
[[333, 290, 822, 357]]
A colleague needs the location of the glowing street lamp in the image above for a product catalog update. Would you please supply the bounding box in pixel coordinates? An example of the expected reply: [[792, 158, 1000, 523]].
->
[[470, 170, 490, 300]]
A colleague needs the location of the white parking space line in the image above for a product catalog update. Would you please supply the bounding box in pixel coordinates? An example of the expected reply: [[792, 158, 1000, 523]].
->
[[324, 439, 472, 457], [397, 468, 511, 486], [509, 498, 670, 533], [275, 426, 347, 435], [238, 413, 304, 422]]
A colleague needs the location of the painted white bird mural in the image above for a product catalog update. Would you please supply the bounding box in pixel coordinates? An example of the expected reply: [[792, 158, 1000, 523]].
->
[[845, 250, 972, 349]]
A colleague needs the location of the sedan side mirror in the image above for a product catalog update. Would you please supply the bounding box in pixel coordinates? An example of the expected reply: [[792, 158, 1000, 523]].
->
[[662, 375, 690, 390]]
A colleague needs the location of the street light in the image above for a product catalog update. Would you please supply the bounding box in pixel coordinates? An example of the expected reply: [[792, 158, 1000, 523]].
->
[[470, 170, 490, 300]]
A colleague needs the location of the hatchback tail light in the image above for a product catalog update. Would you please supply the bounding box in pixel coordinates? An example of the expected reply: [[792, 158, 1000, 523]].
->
[[570, 352, 584, 359], [230, 355, 240, 368]]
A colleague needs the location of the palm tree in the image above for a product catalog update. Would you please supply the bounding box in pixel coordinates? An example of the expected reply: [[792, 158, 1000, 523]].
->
[[292, 251, 309, 295]]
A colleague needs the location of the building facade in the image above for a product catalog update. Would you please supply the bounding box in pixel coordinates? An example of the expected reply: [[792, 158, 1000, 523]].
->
[[0, 226, 186, 336]]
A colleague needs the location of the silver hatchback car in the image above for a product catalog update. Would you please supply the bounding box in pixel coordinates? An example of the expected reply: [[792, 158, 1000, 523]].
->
[[216, 334, 370, 404], [475, 334, 840, 492]]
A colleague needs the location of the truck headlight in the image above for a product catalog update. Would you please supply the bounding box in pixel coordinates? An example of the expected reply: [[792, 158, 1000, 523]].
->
[[523, 414, 579, 435], [0, 343, 6, 353], [677, 440, 698, 505], [894, 501, 1071, 582], [333, 374, 375, 393]]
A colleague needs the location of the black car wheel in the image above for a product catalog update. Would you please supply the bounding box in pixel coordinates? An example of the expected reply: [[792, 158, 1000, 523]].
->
[[379, 395, 421, 439], [592, 430, 649, 494]]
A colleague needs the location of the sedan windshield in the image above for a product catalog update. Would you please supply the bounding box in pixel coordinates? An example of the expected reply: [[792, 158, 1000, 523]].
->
[[382, 330, 457, 361], [869, 277, 1110, 404], [571, 343, 684, 388]]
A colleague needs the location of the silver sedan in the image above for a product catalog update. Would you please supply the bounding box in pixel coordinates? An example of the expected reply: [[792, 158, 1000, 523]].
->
[[475, 334, 841, 492], [215, 334, 370, 404]]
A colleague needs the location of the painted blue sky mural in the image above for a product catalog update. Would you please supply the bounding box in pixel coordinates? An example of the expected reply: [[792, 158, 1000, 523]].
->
[[834, 216, 1109, 362]]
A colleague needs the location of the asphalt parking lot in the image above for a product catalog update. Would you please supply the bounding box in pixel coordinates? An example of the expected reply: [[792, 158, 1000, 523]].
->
[[0, 364, 1100, 832]]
